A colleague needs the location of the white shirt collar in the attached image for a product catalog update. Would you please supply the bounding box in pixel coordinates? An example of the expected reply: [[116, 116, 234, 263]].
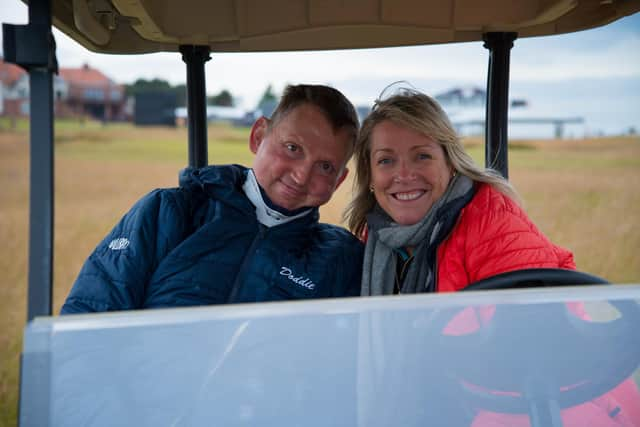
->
[[242, 169, 312, 227]]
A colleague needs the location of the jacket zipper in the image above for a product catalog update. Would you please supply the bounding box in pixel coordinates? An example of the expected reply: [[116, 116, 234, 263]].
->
[[226, 224, 267, 303]]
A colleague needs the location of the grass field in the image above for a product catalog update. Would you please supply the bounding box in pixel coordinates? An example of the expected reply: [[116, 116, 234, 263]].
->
[[1, 120, 639, 425]]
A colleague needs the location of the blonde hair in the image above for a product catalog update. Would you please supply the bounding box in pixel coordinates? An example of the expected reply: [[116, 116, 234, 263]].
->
[[343, 88, 520, 236]]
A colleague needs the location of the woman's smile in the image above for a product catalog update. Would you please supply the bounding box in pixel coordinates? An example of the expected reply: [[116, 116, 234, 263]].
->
[[392, 189, 426, 201]]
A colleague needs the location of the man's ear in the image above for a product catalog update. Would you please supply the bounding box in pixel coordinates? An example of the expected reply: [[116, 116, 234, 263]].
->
[[334, 167, 349, 190], [249, 117, 269, 154]]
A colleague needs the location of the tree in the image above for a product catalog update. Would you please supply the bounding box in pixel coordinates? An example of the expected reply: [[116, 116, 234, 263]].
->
[[172, 84, 187, 107], [124, 79, 187, 107], [208, 89, 234, 106], [124, 78, 172, 96], [258, 84, 277, 109]]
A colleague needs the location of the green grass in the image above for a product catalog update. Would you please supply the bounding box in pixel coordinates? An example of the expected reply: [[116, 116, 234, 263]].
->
[[0, 116, 127, 133], [1, 124, 639, 426], [52, 120, 252, 165], [55, 135, 253, 164]]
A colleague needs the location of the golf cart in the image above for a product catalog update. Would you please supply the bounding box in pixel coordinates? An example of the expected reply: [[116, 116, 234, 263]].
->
[[4, 1, 640, 426]]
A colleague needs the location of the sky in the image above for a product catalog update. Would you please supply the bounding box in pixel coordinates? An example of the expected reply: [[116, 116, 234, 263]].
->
[[1, 1, 639, 134]]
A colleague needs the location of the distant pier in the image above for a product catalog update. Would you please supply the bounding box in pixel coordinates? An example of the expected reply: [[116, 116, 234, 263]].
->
[[454, 117, 584, 139]]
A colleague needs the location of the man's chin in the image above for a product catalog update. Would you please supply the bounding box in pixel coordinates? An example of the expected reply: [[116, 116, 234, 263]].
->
[[271, 190, 328, 211], [271, 196, 305, 212]]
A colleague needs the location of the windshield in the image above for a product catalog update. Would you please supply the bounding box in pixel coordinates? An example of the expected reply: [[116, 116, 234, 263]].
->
[[21, 285, 640, 426]]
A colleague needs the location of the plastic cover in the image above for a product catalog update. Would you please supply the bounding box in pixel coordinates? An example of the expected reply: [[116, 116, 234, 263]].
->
[[19, 285, 640, 426]]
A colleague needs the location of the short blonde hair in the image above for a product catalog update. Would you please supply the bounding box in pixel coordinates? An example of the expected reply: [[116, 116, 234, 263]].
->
[[343, 88, 520, 236]]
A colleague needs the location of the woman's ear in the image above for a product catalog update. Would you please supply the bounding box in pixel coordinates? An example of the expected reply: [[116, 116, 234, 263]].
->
[[446, 157, 455, 178], [249, 117, 269, 154]]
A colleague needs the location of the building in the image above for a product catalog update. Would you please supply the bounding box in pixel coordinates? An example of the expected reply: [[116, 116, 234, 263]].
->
[[135, 91, 177, 126], [58, 64, 126, 121], [0, 59, 29, 117], [0, 59, 125, 121], [435, 86, 486, 109]]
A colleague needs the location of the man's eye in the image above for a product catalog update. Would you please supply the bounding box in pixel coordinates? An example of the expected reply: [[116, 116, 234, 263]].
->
[[318, 162, 335, 175], [285, 143, 299, 152]]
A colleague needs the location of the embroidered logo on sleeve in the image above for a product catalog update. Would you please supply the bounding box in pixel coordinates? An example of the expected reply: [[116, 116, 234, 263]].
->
[[279, 267, 316, 290], [108, 237, 130, 250]]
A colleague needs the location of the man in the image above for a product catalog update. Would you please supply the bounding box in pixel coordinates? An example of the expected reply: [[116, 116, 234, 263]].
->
[[61, 84, 363, 313]]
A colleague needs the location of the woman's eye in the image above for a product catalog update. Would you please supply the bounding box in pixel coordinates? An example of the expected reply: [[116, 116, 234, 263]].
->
[[377, 158, 392, 165], [418, 153, 432, 160], [285, 143, 299, 152]]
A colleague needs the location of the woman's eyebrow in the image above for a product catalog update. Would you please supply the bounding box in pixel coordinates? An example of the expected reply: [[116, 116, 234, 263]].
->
[[372, 148, 394, 155], [411, 143, 437, 151]]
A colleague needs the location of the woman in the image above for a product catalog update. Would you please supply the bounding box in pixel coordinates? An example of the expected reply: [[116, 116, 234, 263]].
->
[[345, 88, 575, 295], [345, 88, 640, 426]]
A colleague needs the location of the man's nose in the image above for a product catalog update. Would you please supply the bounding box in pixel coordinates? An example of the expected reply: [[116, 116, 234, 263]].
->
[[291, 163, 312, 186]]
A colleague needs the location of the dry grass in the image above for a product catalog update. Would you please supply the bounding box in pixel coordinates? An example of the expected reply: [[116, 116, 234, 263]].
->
[[1, 122, 639, 426]]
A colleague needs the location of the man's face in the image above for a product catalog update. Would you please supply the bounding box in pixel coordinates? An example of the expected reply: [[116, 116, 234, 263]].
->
[[250, 104, 351, 211]]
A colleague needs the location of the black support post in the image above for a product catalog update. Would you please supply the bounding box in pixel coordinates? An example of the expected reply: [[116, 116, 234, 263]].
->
[[4, 1, 57, 425], [483, 32, 517, 179], [180, 45, 211, 168], [3, 0, 58, 321]]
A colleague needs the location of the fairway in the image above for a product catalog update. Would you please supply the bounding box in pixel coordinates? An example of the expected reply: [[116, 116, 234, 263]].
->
[[1, 121, 639, 426]]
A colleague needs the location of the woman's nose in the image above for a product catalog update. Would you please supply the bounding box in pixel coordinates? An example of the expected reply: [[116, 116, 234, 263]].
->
[[393, 161, 416, 183]]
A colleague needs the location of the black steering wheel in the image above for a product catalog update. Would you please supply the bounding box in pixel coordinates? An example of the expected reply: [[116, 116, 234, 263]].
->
[[436, 269, 640, 426], [463, 268, 608, 290]]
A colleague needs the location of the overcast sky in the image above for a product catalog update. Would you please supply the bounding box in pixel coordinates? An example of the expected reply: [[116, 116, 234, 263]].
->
[[1, 1, 639, 109]]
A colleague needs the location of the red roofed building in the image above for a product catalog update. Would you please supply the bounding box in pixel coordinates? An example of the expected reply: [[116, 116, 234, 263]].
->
[[58, 63, 125, 121], [0, 59, 125, 121]]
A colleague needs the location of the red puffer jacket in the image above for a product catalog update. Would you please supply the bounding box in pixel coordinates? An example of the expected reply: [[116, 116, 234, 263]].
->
[[437, 183, 575, 292], [435, 183, 640, 426]]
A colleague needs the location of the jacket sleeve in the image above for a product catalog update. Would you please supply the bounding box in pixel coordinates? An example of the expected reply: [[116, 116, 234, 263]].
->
[[60, 189, 190, 314]]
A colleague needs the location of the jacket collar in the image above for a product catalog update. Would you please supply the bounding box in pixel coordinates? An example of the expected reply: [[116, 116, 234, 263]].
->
[[179, 164, 320, 228], [242, 169, 313, 227]]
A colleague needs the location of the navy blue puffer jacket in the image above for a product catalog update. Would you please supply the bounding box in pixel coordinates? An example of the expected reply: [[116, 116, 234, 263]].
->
[[61, 165, 363, 313]]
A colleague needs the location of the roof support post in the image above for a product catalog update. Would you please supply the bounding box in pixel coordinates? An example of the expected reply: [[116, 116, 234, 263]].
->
[[483, 32, 517, 179], [180, 45, 211, 168], [3, 0, 58, 321]]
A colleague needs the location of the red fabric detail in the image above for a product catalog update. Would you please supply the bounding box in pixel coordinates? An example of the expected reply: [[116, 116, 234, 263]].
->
[[436, 184, 576, 292], [360, 227, 368, 243], [472, 378, 640, 426]]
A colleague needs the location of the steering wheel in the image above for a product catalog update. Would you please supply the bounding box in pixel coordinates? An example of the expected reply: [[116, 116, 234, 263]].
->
[[435, 269, 640, 426], [463, 268, 608, 290]]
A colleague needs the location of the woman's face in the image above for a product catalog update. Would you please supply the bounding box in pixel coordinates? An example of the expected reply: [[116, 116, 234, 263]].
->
[[369, 120, 453, 225]]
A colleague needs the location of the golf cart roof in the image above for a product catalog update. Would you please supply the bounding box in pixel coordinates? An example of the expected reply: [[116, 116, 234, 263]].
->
[[50, 0, 640, 54]]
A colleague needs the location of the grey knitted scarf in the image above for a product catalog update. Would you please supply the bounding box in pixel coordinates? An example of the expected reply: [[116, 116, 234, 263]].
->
[[361, 174, 475, 296]]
